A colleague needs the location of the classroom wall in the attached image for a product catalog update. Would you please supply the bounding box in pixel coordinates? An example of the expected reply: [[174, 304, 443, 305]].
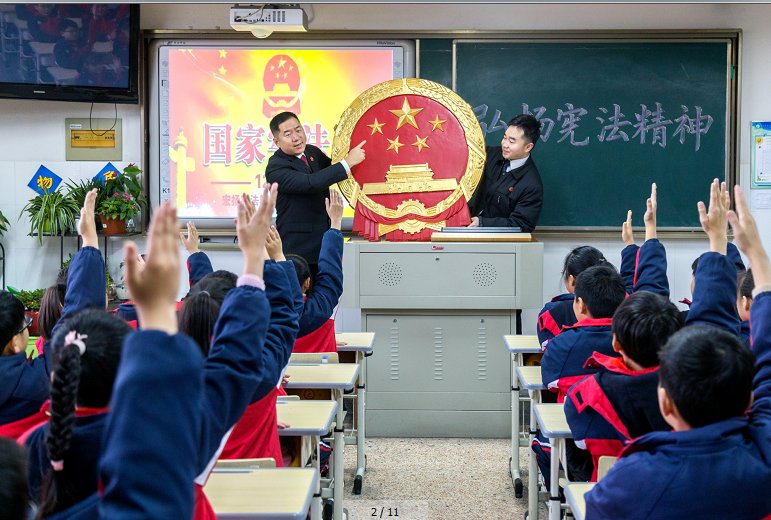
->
[[1, 3, 769, 334]]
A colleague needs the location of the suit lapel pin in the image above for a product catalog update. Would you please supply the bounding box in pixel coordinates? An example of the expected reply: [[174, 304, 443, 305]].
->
[[508, 186, 514, 192]]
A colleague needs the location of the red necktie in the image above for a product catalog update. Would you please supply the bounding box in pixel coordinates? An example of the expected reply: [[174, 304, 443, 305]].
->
[[300, 154, 310, 170]]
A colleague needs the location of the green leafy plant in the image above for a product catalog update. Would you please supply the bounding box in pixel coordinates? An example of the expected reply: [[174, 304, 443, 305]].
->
[[20, 189, 80, 244], [100, 163, 146, 210], [0, 209, 9, 236], [98, 192, 140, 221], [15, 288, 46, 311], [64, 178, 101, 209]]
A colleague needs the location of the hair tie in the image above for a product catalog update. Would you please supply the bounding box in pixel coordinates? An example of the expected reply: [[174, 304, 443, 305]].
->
[[50, 459, 64, 471], [200, 290, 211, 297], [64, 330, 88, 355]]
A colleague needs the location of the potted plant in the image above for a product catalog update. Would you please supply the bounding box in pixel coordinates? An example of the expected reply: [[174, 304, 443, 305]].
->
[[20, 189, 80, 244], [0, 209, 9, 236], [13, 288, 45, 336], [97, 192, 140, 235], [96, 163, 146, 234]]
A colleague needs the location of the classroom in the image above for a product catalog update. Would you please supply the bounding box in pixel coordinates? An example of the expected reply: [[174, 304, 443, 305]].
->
[[1, 2, 770, 520]]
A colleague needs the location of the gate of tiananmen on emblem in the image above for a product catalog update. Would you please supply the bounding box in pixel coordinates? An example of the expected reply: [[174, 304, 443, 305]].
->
[[331, 78, 486, 241]]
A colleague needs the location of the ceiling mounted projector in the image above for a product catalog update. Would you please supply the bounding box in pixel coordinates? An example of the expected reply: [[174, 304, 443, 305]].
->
[[230, 4, 308, 38]]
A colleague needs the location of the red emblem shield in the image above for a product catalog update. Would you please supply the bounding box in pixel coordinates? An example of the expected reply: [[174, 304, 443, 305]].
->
[[332, 79, 485, 241]]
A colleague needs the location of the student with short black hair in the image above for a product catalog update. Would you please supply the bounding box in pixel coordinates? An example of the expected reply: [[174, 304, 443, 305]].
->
[[0, 437, 31, 520], [586, 182, 771, 519]]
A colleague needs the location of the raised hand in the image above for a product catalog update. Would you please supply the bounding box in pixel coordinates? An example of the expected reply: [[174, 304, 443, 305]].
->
[[697, 178, 729, 255], [265, 225, 285, 261], [326, 190, 345, 230], [728, 185, 770, 286], [622, 210, 634, 246], [179, 221, 199, 254], [345, 140, 367, 167], [124, 203, 180, 334], [644, 183, 657, 241], [236, 184, 277, 277], [78, 188, 99, 249]]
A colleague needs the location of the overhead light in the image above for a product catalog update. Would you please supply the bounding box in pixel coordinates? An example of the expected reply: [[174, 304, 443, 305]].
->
[[230, 4, 308, 38]]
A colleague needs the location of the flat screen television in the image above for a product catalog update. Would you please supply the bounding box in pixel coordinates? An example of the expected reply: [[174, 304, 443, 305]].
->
[[0, 4, 139, 103]]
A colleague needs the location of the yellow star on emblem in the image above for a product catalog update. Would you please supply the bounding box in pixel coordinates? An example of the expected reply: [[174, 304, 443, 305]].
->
[[389, 97, 423, 130], [411, 135, 430, 152], [429, 115, 447, 132], [218, 49, 227, 58], [367, 118, 386, 135], [278, 57, 287, 68], [218, 65, 227, 75], [386, 136, 405, 154]]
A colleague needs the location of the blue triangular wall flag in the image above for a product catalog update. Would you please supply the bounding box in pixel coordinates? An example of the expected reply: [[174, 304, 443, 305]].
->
[[27, 165, 63, 195], [93, 162, 122, 185]]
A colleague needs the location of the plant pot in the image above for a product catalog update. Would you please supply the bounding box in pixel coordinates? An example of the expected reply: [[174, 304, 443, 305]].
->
[[100, 216, 127, 235], [25, 311, 39, 337]]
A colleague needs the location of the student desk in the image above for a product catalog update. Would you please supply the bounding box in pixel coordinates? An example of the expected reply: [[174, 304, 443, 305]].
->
[[565, 482, 595, 520], [515, 365, 546, 520], [284, 363, 360, 520], [277, 399, 337, 520], [335, 331, 375, 494], [205, 468, 318, 519], [504, 334, 542, 498], [534, 403, 573, 520]]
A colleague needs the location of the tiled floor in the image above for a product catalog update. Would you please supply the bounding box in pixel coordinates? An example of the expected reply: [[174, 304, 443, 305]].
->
[[342, 438, 543, 520]]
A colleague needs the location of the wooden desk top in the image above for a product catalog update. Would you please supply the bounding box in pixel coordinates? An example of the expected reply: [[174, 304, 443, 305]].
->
[[503, 334, 542, 353], [565, 482, 596, 520], [205, 468, 318, 519], [335, 332, 375, 353], [534, 403, 572, 438], [516, 366, 546, 391], [277, 400, 337, 437], [283, 363, 360, 390]]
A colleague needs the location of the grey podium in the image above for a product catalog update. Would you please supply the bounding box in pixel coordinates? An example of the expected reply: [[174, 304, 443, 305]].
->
[[341, 239, 544, 437]]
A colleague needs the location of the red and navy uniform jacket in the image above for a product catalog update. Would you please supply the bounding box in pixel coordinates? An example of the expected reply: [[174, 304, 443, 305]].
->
[[686, 251, 741, 335], [221, 260, 301, 464], [536, 293, 575, 349], [564, 353, 668, 481], [99, 330, 205, 520], [679, 242, 746, 321], [25, 408, 109, 515], [585, 289, 771, 519], [193, 263, 297, 520], [0, 247, 105, 429], [187, 251, 214, 288], [540, 318, 616, 402]]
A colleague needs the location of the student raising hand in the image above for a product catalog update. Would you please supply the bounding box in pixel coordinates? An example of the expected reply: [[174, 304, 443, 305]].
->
[[123, 203, 180, 334], [729, 186, 771, 287], [326, 189, 345, 230], [622, 210, 634, 246], [78, 188, 99, 249], [644, 182, 657, 241], [180, 221, 200, 254], [266, 226, 286, 262], [697, 178, 729, 255], [236, 184, 277, 278]]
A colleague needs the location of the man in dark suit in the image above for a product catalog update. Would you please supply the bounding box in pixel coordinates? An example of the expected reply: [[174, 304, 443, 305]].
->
[[265, 111, 366, 275], [467, 114, 544, 232]]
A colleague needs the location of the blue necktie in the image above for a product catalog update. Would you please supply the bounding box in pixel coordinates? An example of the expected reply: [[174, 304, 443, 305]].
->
[[501, 162, 510, 178]]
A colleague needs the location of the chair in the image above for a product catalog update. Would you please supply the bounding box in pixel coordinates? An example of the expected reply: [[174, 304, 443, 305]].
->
[[213, 458, 276, 471], [290, 352, 339, 364]]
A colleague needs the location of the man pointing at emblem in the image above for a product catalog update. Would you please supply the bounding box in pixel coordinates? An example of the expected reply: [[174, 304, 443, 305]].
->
[[265, 111, 366, 276], [467, 114, 544, 232]]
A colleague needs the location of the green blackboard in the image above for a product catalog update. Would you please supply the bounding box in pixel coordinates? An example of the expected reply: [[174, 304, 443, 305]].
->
[[421, 39, 736, 229]]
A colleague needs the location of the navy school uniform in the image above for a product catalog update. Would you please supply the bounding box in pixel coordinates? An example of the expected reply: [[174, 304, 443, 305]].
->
[[619, 244, 639, 295], [564, 353, 668, 481], [630, 238, 669, 297], [586, 289, 771, 519], [686, 251, 741, 335], [221, 260, 301, 462], [540, 318, 616, 403], [99, 330, 205, 519], [536, 293, 576, 349], [187, 251, 213, 288], [0, 247, 105, 427]]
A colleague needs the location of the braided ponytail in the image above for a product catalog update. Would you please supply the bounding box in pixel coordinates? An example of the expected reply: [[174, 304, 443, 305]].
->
[[37, 343, 82, 518]]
